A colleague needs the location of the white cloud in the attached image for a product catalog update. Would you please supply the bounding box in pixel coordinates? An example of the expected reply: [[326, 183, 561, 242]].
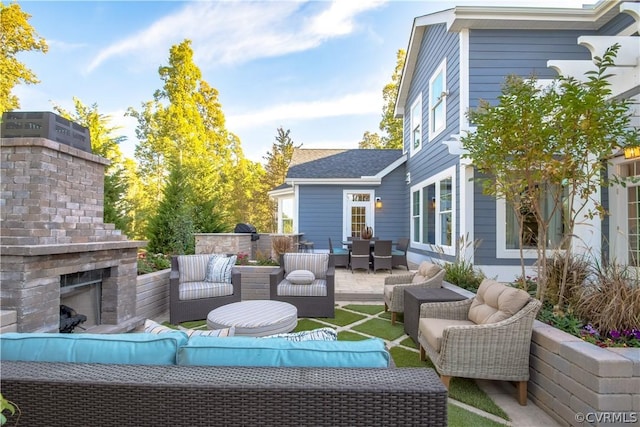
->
[[86, 0, 385, 73], [47, 39, 88, 52], [226, 91, 382, 130]]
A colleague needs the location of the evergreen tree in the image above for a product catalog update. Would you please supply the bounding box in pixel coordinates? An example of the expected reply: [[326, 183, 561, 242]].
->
[[263, 127, 300, 231], [146, 162, 194, 255], [53, 98, 132, 236]]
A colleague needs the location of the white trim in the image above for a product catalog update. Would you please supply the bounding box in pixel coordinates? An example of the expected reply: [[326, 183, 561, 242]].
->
[[459, 163, 474, 264], [293, 185, 300, 234], [342, 189, 375, 240], [409, 94, 423, 157], [410, 166, 456, 256], [496, 198, 538, 259], [286, 178, 382, 185], [608, 155, 639, 266], [428, 58, 447, 141]]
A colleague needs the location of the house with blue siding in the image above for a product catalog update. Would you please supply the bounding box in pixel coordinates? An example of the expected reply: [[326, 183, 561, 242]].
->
[[395, 0, 639, 280], [269, 149, 407, 251], [270, 1, 639, 279]]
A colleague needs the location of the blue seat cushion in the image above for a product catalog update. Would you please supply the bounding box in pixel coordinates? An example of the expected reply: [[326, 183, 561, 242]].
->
[[391, 250, 404, 255], [333, 248, 349, 254], [0, 332, 187, 365], [177, 336, 390, 368]]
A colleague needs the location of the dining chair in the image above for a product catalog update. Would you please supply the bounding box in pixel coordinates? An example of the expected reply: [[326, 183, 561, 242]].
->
[[350, 239, 370, 273], [372, 240, 392, 274], [328, 237, 349, 268], [392, 237, 410, 270]]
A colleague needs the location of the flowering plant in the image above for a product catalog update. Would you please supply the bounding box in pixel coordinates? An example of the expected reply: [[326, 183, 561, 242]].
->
[[236, 252, 249, 265], [581, 325, 640, 348]]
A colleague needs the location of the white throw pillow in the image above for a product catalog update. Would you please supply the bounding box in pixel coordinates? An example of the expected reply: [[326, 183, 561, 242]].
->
[[286, 269, 315, 285], [261, 327, 337, 341]]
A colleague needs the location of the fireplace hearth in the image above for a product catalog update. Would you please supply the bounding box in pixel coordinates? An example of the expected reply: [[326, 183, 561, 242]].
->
[[1, 112, 146, 332]]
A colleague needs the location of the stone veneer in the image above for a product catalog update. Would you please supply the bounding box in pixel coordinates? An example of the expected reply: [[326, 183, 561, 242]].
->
[[0, 137, 145, 332], [528, 320, 640, 426]]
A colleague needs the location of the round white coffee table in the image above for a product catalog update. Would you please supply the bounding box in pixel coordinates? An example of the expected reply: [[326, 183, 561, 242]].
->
[[206, 300, 298, 337]]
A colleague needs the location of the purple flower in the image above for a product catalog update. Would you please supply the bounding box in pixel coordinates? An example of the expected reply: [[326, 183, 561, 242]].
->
[[609, 330, 621, 340], [632, 329, 640, 340], [583, 324, 599, 336]]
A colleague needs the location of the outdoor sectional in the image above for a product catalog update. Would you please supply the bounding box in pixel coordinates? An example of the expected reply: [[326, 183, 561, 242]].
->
[[0, 332, 448, 426]]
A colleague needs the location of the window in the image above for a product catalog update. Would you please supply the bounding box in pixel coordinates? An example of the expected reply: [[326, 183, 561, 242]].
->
[[498, 184, 567, 258], [410, 167, 455, 253], [428, 59, 447, 140], [410, 95, 422, 155], [622, 160, 640, 267], [280, 197, 294, 233], [344, 191, 374, 238]]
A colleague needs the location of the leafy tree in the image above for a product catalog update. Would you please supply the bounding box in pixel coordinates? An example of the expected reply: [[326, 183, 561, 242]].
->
[[462, 44, 639, 308], [0, 2, 47, 113], [359, 131, 384, 149], [53, 98, 132, 235], [360, 49, 405, 149], [263, 127, 300, 232]]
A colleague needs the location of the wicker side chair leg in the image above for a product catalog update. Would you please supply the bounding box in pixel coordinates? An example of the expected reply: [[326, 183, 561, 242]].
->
[[419, 345, 426, 361], [517, 381, 528, 406], [439, 375, 451, 389], [384, 302, 388, 312], [391, 311, 397, 325]]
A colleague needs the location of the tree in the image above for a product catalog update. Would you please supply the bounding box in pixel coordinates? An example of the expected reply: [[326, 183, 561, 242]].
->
[[0, 2, 48, 113], [53, 98, 132, 236], [360, 49, 405, 149], [462, 45, 639, 308], [263, 127, 300, 232], [358, 131, 384, 149], [146, 162, 195, 255]]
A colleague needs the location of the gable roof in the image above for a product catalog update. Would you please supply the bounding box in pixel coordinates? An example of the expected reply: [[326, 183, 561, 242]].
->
[[395, 0, 622, 117], [286, 149, 405, 183]]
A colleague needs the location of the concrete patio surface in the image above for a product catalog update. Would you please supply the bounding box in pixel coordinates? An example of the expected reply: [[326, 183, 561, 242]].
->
[[332, 264, 561, 427]]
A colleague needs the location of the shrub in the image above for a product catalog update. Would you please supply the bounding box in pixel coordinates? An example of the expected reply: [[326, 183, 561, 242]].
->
[[543, 252, 590, 308], [443, 259, 484, 292], [272, 236, 292, 258], [137, 251, 171, 275], [574, 262, 640, 334]]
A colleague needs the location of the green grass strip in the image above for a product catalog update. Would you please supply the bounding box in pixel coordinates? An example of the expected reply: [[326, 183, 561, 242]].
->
[[319, 308, 366, 327], [352, 318, 405, 341], [377, 311, 404, 323], [294, 319, 328, 332], [399, 336, 418, 349], [448, 404, 508, 427], [338, 330, 369, 341], [342, 304, 385, 315]]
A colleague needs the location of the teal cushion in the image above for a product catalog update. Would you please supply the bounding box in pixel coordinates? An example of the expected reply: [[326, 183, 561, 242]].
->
[[333, 248, 348, 254], [177, 336, 390, 368], [391, 250, 404, 255], [0, 332, 187, 365]]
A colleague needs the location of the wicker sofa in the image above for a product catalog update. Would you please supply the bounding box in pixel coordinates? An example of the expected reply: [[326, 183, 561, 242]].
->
[[1, 361, 447, 426]]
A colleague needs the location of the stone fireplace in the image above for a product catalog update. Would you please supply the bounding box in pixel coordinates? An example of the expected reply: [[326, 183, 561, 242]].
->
[[0, 116, 146, 333]]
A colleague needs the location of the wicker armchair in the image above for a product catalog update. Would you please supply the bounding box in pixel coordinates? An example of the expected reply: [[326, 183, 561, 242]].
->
[[170, 255, 242, 324], [417, 279, 542, 405], [270, 253, 335, 317], [383, 261, 445, 325]]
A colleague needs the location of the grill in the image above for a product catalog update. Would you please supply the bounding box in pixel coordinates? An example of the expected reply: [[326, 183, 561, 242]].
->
[[234, 223, 260, 241]]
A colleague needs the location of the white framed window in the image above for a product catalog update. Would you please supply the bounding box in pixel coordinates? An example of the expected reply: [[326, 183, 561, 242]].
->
[[496, 184, 568, 258], [409, 94, 422, 156], [278, 197, 294, 233], [428, 59, 447, 140], [410, 166, 455, 254]]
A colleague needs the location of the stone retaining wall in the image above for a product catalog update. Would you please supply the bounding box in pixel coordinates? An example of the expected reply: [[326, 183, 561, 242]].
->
[[529, 321, 640, 426]]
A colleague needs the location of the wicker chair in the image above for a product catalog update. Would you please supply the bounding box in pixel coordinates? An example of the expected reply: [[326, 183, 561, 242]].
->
[[391, 237, 409, 270], [417, 279, 542, 405], [328, 237, 349, 268], [170, 255, 241, 324], [372, 240, 392, 274], [270, 252, 335, 317], [350, 239, 371, 273], [383, 261, 445, 325]]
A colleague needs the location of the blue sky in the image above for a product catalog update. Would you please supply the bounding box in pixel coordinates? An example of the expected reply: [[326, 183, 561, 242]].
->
[[15, 0, 587, 163]]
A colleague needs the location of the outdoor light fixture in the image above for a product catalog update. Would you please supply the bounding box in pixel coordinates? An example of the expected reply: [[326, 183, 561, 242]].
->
[[375, 197, 383, 209], [624, 146, 640, 159]]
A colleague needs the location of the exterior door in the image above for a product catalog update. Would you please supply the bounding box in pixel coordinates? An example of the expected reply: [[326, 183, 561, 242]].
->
[[344, 190, 374, 239]]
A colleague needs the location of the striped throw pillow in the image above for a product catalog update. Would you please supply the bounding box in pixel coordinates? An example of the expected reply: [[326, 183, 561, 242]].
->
[[204, 255, 237, 284], [261, 327, 337, 341]]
